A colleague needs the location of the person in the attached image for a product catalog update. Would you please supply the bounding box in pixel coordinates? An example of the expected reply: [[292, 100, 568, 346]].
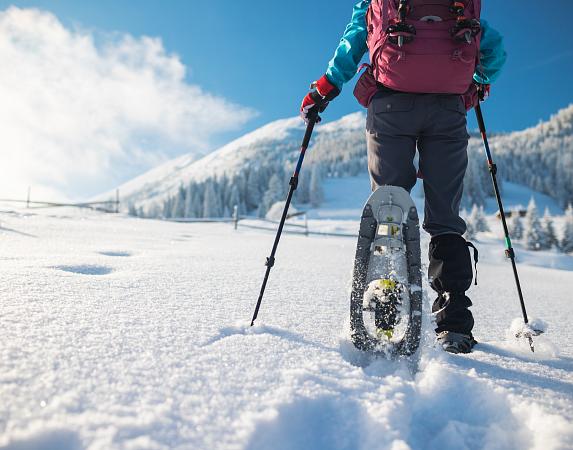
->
[[300, 0, 506, 353]]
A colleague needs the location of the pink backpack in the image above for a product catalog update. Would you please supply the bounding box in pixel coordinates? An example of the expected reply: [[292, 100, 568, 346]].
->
[[355, 0, 481, 106]]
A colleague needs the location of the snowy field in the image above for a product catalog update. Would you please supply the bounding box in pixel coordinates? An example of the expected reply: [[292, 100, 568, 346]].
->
[[1, 204, 573, 450]]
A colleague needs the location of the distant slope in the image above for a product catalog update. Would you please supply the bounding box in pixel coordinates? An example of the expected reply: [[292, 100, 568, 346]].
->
[[100, 117, 308, 208], [104, 105, 573, 217], [492, 104, 573, 208]]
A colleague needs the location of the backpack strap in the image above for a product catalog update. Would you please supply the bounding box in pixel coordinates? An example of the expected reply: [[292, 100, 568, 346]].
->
[[471, 0, 482, 18]]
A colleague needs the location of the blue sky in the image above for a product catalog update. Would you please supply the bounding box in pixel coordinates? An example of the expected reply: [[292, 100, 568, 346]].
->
[[0, 1, 572, 199], [3, 0, 571, 137]]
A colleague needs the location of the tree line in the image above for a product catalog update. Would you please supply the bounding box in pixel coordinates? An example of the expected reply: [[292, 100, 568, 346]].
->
[[129, 162, 324, 219], [463, 198, 573, 253]]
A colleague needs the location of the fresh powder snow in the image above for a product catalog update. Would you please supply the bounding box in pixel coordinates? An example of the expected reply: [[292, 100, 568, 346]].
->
[[1, 197, 572, 450]]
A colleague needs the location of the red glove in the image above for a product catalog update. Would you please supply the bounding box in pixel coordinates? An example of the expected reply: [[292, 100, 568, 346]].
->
[[462, 83, 491, 111], [300, 75, 340, 124]]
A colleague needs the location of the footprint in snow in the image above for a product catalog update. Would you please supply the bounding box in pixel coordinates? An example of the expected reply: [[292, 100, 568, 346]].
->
[[98, 251, 132, 257], [54, 265, 113, 276], [0, 428, 82, 450]]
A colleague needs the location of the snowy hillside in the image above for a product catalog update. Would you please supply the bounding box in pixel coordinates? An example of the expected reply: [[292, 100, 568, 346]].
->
[[491, 104, 573, 208], [100, 117, 310, 210], [1, 206, 572, 449], [104, 104, 573, 218]]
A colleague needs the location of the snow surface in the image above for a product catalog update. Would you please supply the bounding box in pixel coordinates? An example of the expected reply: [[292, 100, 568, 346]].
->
[[308, 175, 562, 220], [1, 202, 572, 450]]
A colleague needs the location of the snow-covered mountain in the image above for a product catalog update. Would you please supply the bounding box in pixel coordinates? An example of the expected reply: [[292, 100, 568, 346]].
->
[[490, 104, 573, 208], [106, 116, 308, 208], [104, 104, 573, 217]]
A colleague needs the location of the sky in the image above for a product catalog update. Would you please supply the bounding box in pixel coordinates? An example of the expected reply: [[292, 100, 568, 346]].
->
[[0, 1, 572, 200]]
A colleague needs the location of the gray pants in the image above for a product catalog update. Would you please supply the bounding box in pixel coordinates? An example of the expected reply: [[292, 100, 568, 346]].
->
[[366, 91, 469, 236]]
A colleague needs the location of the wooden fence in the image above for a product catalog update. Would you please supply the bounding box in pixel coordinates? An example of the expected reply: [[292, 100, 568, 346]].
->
[[166, 206, 358, 239], [0, 188, 120, 213]]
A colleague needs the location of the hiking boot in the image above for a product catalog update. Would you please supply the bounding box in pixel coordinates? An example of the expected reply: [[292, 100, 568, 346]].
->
[[437, 331, 477, 354]]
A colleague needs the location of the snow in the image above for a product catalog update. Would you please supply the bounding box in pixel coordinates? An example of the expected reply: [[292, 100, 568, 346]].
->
[[265, 202, 299, 222], [485, 182, 563, 216], [99, 117, 307, 208], [308, 175, 560, 222], [1, 202, 572, 450]]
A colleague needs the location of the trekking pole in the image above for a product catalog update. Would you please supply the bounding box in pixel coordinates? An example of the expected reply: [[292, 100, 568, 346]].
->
[[474, 100, 537, 352], [250, 112, 319, 326]]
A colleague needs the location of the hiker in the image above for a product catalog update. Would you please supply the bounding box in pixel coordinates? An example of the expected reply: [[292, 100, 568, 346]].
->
[[300, 0, 506, 353]]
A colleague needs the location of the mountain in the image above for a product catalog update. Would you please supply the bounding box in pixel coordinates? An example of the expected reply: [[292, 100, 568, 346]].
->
[[488, 104, 573, 208], [108, 116, 308, 209], [104, 104, 573, 218]]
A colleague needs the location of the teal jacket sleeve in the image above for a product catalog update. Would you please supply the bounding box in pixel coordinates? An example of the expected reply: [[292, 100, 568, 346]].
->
[[325, 0, 371, 91], [474, 20, 507, 84]]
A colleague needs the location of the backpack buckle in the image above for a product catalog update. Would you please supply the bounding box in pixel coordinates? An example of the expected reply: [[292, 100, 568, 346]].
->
[[450, 18, 481, 43], [386, 22, 416, 47], [449, 2, 465, 17]]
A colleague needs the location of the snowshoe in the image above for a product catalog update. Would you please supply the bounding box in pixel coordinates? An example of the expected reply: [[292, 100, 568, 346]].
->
[[436, 331, 476, 354], [349, 186, 422, 357]]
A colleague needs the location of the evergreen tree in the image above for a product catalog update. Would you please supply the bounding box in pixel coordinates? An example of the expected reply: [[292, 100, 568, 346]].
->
[[147, 202, 161, 218], [235, 172, 248, 209], [184, 183, 193, 218], [162, 197, 173, 219], [542, 208, 557, 250], [508, 210, 524, 240], [257, 201, 267, 218], [466, 204, 488, 236], [477, 206, 490, 232], [560, 204, 573, 253], [190, 188, 203, 218], [464, 215, 477, 240], [523, 198, 545, 251], [246, 168, 262, 211], [296, 169, 311, 204], [463, 157, 486, 208], [128, 203, 138, 217], [228, 184, 241, 215], [203, 181, 222, 217], [171, 185, 186, 218], [309, 164, 324, 207], [468, 204, 490, 233], [261, 173, 283, 213]]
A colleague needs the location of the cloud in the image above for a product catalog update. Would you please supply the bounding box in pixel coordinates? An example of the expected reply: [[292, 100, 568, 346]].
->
[[0, 7, 256, 201]]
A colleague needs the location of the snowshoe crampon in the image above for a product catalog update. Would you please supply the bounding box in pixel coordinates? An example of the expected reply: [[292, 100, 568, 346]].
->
[[350, 186, 422, 357]]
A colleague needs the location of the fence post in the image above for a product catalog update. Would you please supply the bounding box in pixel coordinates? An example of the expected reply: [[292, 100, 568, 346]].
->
[[233, 205, 239, 230], [304, 213, 309, 237], [26, 187, 31, 209], [115, 189, 120, 213]]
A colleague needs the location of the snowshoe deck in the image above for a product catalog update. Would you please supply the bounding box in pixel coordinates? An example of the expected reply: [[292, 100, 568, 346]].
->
[[349, 186, 422, 357]]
